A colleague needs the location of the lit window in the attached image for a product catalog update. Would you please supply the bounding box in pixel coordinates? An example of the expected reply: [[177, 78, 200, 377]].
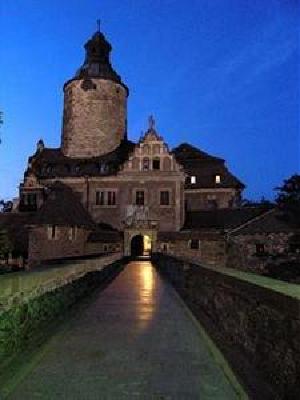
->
[[215, 175, 221, 184], [135, 190, 145, 205], [191, 176, 196, 184], [160, 191, 170, 206], [152, 159, 160, 170]]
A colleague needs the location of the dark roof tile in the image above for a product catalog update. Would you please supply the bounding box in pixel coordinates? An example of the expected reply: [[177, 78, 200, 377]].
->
[[34, 181, 94, 227], [183, 208, 269, 231]]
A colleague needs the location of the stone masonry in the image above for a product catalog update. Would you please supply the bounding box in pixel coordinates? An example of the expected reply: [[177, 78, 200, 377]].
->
[[62, 78, 127, 157]]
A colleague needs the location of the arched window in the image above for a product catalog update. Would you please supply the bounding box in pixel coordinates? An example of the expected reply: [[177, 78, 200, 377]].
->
[[152, 158, 160, 170], [143, 158, 150, 171]]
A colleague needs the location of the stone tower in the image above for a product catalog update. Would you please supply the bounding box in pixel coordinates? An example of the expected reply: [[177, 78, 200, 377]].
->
[[61, 29, 128, 158]]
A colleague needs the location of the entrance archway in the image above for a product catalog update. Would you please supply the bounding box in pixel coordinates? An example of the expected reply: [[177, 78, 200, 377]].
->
[[131, 235, 144, 257], [130, 234, 152, 258]]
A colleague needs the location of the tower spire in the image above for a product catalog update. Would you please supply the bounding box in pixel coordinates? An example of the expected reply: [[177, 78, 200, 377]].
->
[[96, 19, 101, 32]]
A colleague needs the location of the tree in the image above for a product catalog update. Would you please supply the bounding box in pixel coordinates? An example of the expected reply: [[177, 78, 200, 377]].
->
[[241, 196, 274, 208], [0, 228, 12, 260], [275, 174, 300, 225], [0, 200, 13, 213]]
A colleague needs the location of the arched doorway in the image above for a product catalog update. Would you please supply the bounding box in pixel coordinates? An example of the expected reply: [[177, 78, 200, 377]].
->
[[130, 234, 152, 258], [131, 235, 144, 257]]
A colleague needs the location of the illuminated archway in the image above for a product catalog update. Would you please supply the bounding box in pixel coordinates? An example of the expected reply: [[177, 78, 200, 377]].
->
[[130, 234, 152, 258]]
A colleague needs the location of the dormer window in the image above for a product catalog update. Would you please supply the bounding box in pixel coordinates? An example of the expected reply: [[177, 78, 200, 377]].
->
[[215, 175, 221, 184], [191, 176, 196, 184]]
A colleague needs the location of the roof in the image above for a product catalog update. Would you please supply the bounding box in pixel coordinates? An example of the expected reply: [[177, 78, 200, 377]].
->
[[230, 209, 300, 235], [183, 208, 269, 231], [158, 231, 222, 241], [173, 143, 245, 189], [173, 143, 224, 162], [27, 139, 135, 179], [65, 30, 128, 93], [34, 181, 95, 228], [88, 223, 122, 243]]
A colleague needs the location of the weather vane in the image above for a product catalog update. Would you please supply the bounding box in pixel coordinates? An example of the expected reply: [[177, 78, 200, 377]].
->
[[148, 115, 155, 130], [96, 19, 101, 32]]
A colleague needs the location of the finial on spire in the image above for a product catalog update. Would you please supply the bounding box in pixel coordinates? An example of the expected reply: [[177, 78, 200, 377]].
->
[[96, 19, 101, 32], [148, 115, 155, 130]]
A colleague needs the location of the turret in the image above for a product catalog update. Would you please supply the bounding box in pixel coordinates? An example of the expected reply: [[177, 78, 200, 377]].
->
[[61, 28, 128, 158]]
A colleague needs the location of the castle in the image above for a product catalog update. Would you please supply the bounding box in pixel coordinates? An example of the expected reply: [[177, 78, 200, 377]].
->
[[1, 29, 297, 270]]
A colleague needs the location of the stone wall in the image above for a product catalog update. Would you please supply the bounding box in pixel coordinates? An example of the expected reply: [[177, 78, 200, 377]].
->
[[54, 175, 184, 232], [227, 232, 294, 273], [153, 254, 300, 400], [28, 226, 90, 267], [157, 235, 227, 267], [0, 254, 123, 364], [61, 78, 127, 157]]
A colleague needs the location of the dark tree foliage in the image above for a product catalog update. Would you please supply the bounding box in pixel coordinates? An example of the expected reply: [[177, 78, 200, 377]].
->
[[0, 200, 13, 213], [0, 228, 12, 259], [241, 196, 274, 208], [275, 174, 300, 225]]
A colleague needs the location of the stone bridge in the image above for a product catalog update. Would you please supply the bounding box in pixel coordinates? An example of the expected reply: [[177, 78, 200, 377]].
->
[[0, 253, 299, 399]]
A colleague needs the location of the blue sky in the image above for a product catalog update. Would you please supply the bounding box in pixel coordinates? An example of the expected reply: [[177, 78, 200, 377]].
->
[[0, 0, 299, 200]]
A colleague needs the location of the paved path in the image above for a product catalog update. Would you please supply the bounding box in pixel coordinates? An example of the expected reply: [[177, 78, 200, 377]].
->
[[7, 261, 241, 399]]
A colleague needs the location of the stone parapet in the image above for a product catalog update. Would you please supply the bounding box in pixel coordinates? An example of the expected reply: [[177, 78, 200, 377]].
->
[[153, 253, 300, 400]]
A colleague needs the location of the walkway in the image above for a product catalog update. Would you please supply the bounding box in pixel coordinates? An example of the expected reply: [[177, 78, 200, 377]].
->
[[6, 261, 242, 399]]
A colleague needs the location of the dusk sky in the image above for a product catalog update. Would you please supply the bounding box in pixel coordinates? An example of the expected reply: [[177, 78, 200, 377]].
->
[[0, 0, 299, 201]]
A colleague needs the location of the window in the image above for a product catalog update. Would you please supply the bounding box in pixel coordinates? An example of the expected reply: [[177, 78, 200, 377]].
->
[[152, 158, 160, 170], [48, 225, 58, 240], [189, 239, 200, 250], [207, 199, 218, 209], [69, 226, 77, 241], [160, 191, 170, 206], [107, 191, 116, 206], [96, 191, 105, 205], [215, 175, 221, 184], [135, 190, 145, 206], [143, 158, 150, 171], [96, 190, 116, 206], [161, 243, 169, 252], [255, 243, 265, 254], [24, 193, 37, 206], [191, 176, 196, 184]]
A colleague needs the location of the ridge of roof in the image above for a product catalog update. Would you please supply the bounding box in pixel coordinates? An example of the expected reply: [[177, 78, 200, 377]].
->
[[172, 143, 224, 162], [183, 207, 269, 231], [34, 181, 95, 228]]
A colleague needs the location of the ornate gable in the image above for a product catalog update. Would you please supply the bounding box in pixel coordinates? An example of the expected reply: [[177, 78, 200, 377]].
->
[[120, 116, 183, 174]]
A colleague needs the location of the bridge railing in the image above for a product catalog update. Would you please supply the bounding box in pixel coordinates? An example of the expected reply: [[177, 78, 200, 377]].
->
[[152, 253, 300, 400]]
